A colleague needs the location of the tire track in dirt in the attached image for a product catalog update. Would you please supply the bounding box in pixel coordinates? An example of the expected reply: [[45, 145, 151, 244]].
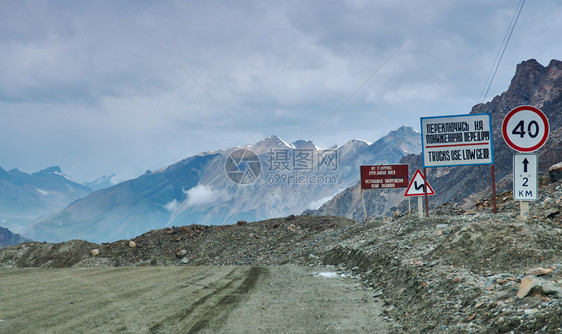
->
[[149, 266, 264, 333], [186, 266, 265, 333]]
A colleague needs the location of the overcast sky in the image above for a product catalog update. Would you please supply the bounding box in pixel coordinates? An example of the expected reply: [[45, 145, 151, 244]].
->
[[1, 0, 560, 182]]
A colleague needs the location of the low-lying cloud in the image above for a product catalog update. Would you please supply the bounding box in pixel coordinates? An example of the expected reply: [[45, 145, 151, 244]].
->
[[185, 184, 220, 207], [163, 199, 179, 212]]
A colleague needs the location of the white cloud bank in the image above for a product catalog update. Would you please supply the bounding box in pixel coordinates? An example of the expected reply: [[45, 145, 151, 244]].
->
[[185, 185, 220, 207], [1, 1, 562, 182]]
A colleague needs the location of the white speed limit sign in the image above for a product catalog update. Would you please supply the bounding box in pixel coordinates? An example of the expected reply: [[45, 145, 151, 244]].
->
[[502, 106, 549, 152]]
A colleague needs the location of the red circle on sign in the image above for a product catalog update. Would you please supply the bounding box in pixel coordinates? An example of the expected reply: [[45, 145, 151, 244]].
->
[[502, 106, 549, 152]]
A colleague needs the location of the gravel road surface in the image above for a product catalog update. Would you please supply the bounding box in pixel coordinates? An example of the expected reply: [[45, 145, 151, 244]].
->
[[0, 266, 389, 333]]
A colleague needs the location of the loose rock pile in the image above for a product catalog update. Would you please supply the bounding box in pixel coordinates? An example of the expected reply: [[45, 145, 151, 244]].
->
[[0, 180, 560, 333], [323, 180, 561, 333]]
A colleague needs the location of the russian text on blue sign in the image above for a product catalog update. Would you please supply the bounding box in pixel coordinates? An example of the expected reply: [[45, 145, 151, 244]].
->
[[421, 113, 494, 168]]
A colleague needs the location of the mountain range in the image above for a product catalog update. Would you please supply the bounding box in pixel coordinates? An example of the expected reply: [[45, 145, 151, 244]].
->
[[22, 126, 421, 243], [308, 59, 562, 221], [0, 166, 92, 233]]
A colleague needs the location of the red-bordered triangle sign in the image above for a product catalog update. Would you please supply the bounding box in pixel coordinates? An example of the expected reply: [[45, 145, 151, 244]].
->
[[404, 169, 435, 197]]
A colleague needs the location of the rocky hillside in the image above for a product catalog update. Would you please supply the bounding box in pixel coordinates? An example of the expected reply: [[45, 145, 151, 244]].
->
[[25, 126, 420, 243], [1, 177, 560, 333], [308, 59, 562, 221]]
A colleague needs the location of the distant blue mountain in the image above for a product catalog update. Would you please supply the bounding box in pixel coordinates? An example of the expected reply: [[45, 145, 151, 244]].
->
[[25, 154, 221, 242], [0, 166, 91, 233], [0, 226, 30, 249]]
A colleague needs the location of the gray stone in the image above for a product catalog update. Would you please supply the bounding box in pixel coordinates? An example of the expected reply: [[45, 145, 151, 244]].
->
[[517, 275, 562, 298], [548, 162, 562, 182]]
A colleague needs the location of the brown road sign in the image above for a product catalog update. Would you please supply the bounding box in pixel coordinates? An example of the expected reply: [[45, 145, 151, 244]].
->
[[360, 164, 409, 190]]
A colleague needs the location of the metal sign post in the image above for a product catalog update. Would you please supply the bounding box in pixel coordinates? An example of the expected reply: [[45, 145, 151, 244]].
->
[[361, 188, 367, 222], [408, 197, 411, 215]]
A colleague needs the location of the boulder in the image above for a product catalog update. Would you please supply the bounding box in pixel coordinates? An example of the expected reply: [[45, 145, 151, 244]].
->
[[517, 275, 562, 298], [525, 266, 554, 276], [548, 162, 562, 182]]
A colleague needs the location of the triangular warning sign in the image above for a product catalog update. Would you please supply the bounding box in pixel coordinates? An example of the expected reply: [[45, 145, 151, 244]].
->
[[404, 169, 435, 197]]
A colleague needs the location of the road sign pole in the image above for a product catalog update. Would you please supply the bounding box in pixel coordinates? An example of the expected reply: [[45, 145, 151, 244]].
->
[[408, 197, 411, 215], [491, 164, 497, 214], [423, 168, 429, 218], [417, 196, 423, 218], [520, 201, 529, 220], [361, 188, 367, 222]]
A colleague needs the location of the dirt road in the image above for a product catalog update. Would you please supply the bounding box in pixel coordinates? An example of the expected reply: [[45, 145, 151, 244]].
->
[[0, 266, 389, 333]]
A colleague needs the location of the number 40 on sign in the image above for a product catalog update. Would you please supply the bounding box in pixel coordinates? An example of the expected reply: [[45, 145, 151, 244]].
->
[[502, 106, 549, 152]]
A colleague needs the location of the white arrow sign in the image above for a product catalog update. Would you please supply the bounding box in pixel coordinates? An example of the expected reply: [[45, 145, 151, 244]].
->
[[513, 154, 537, 201], [405, 169, 435, 197]]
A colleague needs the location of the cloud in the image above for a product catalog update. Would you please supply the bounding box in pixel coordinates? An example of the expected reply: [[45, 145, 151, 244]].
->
[[185, 185, 220, 207], [382, 83, 447, 103], [164, 184, 225, 227], [163, 199, 179, 212], [1, 1, 561, 183]]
